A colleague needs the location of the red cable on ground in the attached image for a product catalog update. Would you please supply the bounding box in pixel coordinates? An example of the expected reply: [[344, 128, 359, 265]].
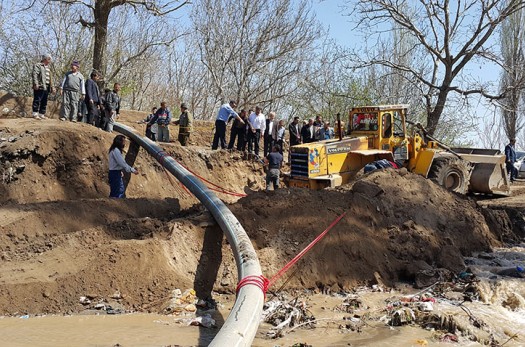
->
[[178, 162, 248, 197], [236, 211, 347, 297]]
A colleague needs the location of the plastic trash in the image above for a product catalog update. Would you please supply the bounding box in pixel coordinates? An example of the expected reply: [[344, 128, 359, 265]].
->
[[188, 314, 216, 328], [19, 315, 29, 319]]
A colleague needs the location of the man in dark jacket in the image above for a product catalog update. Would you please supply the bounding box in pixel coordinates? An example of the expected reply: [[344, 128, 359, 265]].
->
[[228, 109, 248, 150], [301, 118, 315, 143], [505, 138, 518, 182], [288, 116, 301, 164], [263, 112, 277, 157], [104, 83, 121, 132], [85, 71, 101, 126]]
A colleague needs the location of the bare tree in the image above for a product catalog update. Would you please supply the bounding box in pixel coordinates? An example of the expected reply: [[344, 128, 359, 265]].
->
[[191, 0, 321, 114], [499, 2, 525, 141], [39, 0, 188, 82], [0, 1, 91, 94], [347, 0, 525, 135]]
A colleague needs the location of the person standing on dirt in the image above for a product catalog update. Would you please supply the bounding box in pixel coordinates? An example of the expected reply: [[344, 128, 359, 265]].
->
[[59, 61, 85, 122], [288, 116, 301, 164], [264, 111, 277, 157], [227, 108, 247, 150], [272, 119, 286, 155], [505, 138, 518, 182], [104, 83, 121, 133], [247, 106, 266, 157], [173, 103, 193, 146], [108, 135, 139, 198], [31, 54, 54, 120], [264, 144, 283, 191], [301, 118, 315, 143], [84, 71, 101, 126], [212, 100, 244, 150], [139, 107, 157, 141], [148, 101, 171, 142]]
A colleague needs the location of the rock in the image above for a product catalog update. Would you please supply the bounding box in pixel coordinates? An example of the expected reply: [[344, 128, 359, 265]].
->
[[436, 245, 465, 274], [110, 290, 122, 299], [502, 292, 525, 310], [414, 268, 453, 289], [184, 304, 197, 312], [42, 291, 51, 298], [7, 136, 17, 142], [86, 293, 98, 299], [443, 291, 464, 301], [352, 180, 384, 197]]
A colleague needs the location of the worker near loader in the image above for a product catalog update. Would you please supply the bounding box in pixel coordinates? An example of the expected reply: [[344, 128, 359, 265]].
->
[[173, 103, 193, 146], [264, 144, 283, 191], [505, 138, 518, 182]]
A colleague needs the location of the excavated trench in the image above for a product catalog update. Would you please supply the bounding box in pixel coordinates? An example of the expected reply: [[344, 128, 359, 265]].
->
[[1, 108, 524, 345]]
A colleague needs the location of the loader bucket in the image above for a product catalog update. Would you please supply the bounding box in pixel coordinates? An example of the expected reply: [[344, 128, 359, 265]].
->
[[452, 148, 510, 195]]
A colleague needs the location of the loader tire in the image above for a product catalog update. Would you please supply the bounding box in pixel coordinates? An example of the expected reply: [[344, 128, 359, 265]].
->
[[427, 157, 471, 194]]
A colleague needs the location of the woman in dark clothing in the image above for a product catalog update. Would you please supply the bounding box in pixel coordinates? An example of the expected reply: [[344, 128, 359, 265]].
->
[[108, 135, 138, 198]]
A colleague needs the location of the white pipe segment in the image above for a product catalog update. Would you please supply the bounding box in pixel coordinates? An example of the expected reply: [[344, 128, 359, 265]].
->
[[114, 122, 264, 346]]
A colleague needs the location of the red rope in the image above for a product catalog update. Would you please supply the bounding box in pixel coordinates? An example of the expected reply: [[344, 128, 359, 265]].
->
[[267, 211, 347, 287], [236, 275, 270, 297], [178, 162, 247, 197], [235, 211, 347, 297], [155, 150, 246, 197]]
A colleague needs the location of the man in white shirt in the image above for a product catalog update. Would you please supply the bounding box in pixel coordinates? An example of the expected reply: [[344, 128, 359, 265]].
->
[[247, 106, 266, 156]]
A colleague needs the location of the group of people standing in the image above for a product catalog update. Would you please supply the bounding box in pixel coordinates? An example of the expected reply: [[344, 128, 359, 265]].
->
[[211, 101, 338, 190], [212, 101, 287, 158], [31, 55, 122, 132], [139, 102, 193, 146]]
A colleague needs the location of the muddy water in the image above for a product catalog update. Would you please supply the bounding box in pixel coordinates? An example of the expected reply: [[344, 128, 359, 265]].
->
[[0, 312, 460, 347], [2, 247, 524, 347], [0, 292, 505, 347]]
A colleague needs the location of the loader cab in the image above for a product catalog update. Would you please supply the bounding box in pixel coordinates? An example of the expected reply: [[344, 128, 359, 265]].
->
[[349, 105, 409, 161]]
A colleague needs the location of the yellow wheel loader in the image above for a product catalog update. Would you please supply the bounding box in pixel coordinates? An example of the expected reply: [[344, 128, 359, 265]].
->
[[286, 105, 510, 195]]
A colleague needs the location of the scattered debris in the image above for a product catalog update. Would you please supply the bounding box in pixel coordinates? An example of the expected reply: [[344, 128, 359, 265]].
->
[[188, 314, 216, 328], [262, 296, 316, 339]]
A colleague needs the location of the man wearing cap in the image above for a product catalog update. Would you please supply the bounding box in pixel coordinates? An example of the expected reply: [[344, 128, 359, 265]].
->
[[85, 70, 101, 126], [173, 103, 193, 146], [31, 54, 54, 120], [212, 100, 244, 150], [59, 61, 85, 122]]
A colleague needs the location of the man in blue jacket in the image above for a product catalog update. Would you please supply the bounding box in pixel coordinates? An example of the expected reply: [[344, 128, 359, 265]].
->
[[505, 138, 518, 182], [148, 101, 172, 142]]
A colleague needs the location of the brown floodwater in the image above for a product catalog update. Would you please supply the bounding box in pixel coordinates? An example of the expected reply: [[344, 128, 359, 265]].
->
[[2, 289, 523, 347]]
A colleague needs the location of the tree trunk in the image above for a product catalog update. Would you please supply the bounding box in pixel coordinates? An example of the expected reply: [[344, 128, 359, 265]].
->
[[93, 1, 111, 88]]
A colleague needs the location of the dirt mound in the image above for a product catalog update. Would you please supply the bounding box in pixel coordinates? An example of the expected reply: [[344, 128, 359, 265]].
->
[[0, 119, 263, 205], [232, 169, 501, 291]]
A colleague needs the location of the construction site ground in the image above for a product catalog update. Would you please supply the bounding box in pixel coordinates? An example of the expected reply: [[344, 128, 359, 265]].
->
[[1, 93, 524, 346]]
